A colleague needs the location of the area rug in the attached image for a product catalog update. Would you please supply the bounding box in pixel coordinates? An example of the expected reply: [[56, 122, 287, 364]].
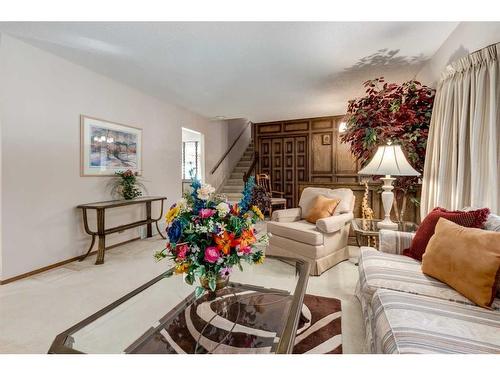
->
[[128, 290, 342, 354], [293, 294, 342, 354]]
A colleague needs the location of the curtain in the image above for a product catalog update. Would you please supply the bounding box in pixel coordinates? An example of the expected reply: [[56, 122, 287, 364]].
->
[[421, 43, 500, 217]]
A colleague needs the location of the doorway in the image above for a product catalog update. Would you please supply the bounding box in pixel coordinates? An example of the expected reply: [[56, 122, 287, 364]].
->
[[181, 128, 204, 192]]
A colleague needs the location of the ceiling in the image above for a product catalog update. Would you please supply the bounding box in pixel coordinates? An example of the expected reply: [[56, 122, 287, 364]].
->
[[0, 22, 458, 122]]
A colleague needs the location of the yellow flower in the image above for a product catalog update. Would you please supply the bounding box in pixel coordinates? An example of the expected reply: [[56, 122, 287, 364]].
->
[[174, 262, 189, 274], [251, 205, 265, 221], [255, 253, 265, 264], [165, 206, 180, 223]]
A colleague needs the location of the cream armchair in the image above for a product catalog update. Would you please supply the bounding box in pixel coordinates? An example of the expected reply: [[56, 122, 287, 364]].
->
[[267, 187, 355, 276]]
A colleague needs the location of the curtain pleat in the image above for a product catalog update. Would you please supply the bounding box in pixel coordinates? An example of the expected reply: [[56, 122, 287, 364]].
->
[[421, 43, 500, 217]]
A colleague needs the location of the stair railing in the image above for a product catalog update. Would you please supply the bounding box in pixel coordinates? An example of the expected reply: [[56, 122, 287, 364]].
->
[[210, 121, 252, 175], [243, 152, 258, 182]]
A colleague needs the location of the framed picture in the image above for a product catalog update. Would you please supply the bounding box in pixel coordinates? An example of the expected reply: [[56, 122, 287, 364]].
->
[[80, 115, 142, 176], [321, 133, 332, 145]]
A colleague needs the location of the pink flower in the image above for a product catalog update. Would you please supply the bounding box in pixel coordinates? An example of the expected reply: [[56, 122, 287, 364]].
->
[[204, 246, 220, 263], [199, 208, 216, 219], [175, 244, 189, 260], [237, 245, 252, 255]]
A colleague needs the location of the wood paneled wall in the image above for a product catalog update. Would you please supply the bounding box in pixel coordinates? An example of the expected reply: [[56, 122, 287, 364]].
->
[[254, 115, 421, 226], [254, 116, 359, 207]]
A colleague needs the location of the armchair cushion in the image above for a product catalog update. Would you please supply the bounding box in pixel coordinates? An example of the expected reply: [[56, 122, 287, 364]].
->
[[316, 212, 353, 234], [267, 220, 323, 246], [271, 207, 301, 222], [299, 187, 354, 219]]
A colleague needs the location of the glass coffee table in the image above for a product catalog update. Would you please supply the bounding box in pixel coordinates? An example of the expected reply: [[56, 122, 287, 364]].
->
[[351, 218, 418, 248], [48, 255, 310, 354]]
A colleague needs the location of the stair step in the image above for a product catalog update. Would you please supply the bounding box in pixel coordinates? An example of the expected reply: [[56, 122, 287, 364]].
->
[[230, 173, 244, 179], [221, 185, 244, 193], [226, 178, 244, 186], [232, 166, 247, 173], [237, 160, 252, 167], [223, 193, 243, 200]]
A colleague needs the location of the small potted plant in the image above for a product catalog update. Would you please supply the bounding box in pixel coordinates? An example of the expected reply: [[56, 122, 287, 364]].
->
[[110, 169, 145, 200]]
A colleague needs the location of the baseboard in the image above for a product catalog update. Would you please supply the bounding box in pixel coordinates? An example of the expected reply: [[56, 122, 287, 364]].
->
[[0, 236, 141, 285]]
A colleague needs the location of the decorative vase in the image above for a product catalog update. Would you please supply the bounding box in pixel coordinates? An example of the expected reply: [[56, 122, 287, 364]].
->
[[199, 275, 230, 292]]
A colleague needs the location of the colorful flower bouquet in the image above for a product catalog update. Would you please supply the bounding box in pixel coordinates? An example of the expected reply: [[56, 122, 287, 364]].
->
[[154, 177, 268, 298]]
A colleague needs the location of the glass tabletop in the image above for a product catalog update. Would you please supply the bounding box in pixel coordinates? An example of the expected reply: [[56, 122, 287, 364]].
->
[[49, 256, 309, 354], [351, 218, 418, 235]]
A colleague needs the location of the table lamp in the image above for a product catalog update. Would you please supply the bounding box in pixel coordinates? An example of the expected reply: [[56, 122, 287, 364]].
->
[[358, 143, 420, 230]]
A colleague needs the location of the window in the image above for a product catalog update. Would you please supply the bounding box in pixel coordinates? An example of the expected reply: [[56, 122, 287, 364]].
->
[[182, 140, 201, 180]]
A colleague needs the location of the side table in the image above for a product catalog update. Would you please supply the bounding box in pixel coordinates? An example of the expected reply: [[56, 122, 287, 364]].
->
[[351, 218, 418, 249]]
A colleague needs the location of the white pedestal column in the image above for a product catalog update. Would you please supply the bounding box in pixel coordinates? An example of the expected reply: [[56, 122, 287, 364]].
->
[[377, 175, 398, 230]]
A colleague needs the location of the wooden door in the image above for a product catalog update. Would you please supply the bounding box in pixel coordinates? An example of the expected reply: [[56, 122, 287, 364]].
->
[[283, 137, 295, 208], [295, 136, 308, 207], [258, 135, 308, 208]]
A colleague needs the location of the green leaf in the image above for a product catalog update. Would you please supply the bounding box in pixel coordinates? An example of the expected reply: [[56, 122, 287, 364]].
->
[[195, 286, 205, 299], [163, 270, 174, 278], [193, 265, 206, 277], [208, 277, 216, 292], [185, 273, 194, 285]]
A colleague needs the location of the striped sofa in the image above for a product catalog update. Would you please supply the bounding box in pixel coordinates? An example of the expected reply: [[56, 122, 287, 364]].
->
[[355, 230, 500, 354]]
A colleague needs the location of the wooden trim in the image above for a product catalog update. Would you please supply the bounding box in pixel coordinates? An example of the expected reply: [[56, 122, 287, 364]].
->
[[80, 114, 143, 177], [0, 237, 142, 285], [210, 121, 251, 175]]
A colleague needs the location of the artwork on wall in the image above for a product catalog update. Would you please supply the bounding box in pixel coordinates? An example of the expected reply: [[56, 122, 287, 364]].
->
[[80, 115, 142, 176], [321, 133, 331, 145]]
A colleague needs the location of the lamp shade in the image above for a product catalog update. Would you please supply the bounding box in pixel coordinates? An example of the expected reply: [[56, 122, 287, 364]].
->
[[358, 144, 420, 176]]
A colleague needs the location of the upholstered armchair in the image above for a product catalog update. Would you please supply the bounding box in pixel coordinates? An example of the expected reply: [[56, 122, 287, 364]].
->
[[266, 187, 355, 276]]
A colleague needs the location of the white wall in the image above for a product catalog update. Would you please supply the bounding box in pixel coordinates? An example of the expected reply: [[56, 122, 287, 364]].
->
[[417, 22, 500, 85], [0, 34, 229, 280]]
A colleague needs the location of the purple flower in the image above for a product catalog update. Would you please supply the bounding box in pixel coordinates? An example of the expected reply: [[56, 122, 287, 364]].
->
[[219, 266, 232, 277]]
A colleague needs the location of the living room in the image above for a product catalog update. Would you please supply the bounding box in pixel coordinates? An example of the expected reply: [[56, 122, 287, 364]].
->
[[0, 0, 499, 373]]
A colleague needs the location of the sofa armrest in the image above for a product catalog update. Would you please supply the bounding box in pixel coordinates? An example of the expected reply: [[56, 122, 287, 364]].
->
[[316, 212, 354, 234], [379, 230, 416, 255], [271, 207, 301, 222]]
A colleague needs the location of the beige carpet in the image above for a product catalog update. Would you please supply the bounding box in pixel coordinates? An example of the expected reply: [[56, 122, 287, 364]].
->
[[0, 231, 364, 353]]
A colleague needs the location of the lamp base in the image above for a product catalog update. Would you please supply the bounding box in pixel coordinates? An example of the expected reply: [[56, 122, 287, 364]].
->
[[378, 175, 398, 231], [377, 219, 398, 230]]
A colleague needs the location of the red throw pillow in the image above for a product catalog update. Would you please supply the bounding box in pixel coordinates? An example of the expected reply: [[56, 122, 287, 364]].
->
[[404, 207, 490, 261]]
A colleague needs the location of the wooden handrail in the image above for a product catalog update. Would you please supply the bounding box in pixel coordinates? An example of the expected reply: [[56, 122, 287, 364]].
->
[[210, 121, 252, 175], [243, 152, 258, 182]]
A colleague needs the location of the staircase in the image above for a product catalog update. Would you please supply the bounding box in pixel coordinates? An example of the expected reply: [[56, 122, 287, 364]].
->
[[219, 140, 254, 202]]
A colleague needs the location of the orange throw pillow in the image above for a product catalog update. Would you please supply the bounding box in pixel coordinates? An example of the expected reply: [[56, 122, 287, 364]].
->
[[421, 218, 500, 308], [305, 195, 340, 224]]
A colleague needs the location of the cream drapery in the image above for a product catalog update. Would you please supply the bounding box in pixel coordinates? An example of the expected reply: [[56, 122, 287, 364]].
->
[[421, 43, 500, 217]]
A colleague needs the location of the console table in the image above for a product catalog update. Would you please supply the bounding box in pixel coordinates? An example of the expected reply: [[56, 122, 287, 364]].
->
[[77, 196, 167, 264]]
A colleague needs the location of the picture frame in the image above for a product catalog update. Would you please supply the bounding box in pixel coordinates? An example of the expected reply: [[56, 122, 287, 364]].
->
[[80, 115, 142, 176], [321, 133, 331, 145]]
